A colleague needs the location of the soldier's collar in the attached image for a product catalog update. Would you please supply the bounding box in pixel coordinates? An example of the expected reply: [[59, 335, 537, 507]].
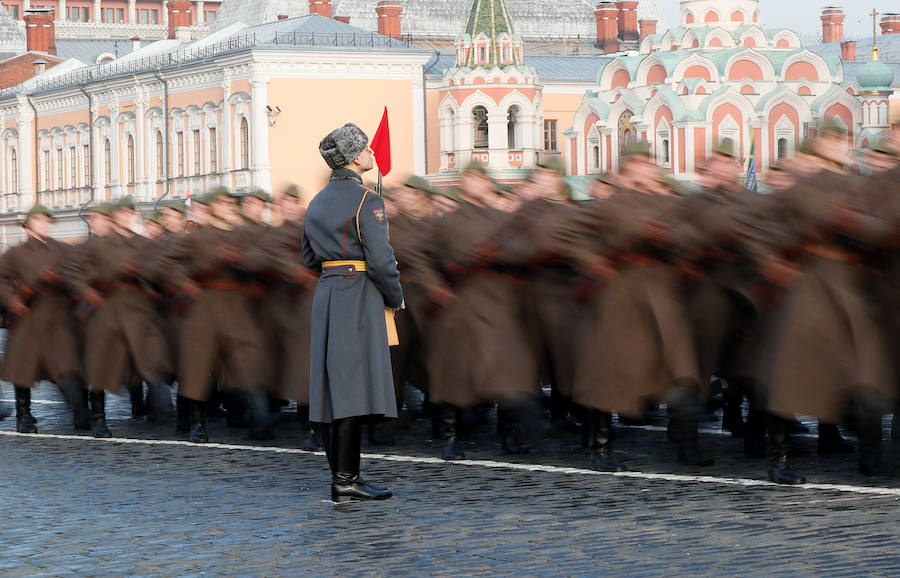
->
[[329, 167, 364, 184]]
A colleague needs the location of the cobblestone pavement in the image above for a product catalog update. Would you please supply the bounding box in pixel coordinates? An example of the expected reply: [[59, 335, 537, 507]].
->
[[1, 384, 899, 576]]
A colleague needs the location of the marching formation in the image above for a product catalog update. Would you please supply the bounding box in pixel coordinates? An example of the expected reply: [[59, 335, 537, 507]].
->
[[1, 120, 898, 487]]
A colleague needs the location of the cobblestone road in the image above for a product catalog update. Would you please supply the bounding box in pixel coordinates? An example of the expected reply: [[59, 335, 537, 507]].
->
[[1, 385, 899, 576]]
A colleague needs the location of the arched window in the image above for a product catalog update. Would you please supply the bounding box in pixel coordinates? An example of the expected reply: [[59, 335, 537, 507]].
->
[[44, 150, 50, 191], [83, 144, 89, 186], [209, 128, 217, 173], [193, 129, 201, 175], [156, 131, 164, 180], [507, 106, 520, 150], [177, 132, 185, 177], [662, 139, 670, 163], [126, 135, 135, 184], [56, 149, 63, 190], [777, 138, 788, 160], [592, 145, 600, 169], [473, 106, 489, 149], [240, 117, 249, 169], [103, 138, 111, 184], [10, 148, 17, 193], [70, 147, 77, 188]]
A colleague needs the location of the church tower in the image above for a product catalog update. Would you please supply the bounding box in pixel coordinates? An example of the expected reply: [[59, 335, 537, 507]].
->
[[437, 0, 543, 174]]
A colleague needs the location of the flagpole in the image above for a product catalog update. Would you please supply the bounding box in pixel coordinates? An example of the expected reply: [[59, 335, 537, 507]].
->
[[377, 171, 383, 195]]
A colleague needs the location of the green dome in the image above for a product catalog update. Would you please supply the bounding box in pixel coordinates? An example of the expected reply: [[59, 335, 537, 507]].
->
[[857, 58, 894, 91]]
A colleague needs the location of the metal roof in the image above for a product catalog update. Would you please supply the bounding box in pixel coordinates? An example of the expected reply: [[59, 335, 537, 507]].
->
[[426, 52, 612, 81]]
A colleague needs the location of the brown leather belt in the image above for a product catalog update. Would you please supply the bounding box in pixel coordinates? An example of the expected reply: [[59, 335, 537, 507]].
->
[[803, 244, 859, 263]]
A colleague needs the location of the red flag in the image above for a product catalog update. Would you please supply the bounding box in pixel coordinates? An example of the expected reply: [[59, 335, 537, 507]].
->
[[370, 107, 391, 177]]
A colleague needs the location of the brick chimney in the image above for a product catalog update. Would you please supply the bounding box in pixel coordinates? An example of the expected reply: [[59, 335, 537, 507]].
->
[[167, 1, 193, 40], [881, 13, 900, 35], [24, 8, 56, 55], [376, 1, 402, 39], [820, 7, 845, 44], [639, 19, 657, 42], [309, 0, 332, 18], [616, 1, 639, 43], [335, 16, 350, 24], [595, 2, 619, 54], [840, 40, 856, 61]]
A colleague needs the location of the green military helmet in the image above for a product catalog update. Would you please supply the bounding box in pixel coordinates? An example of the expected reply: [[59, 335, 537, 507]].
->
[[659, 175, 692, 196], [433, 188, 462, 203], [594, 173, 616, 186], [796, 140, 816, 155], [462, 159, 488, 175], [622, 140, 651, 158], [201, 186, 232, 204], [88, 202, 115, 217], [535, 156, 566, 177], [241, 188, 271, 203], [281, 184, 302, 199], [714, 139, 737, 158], [163, 200, 188, 215], [871, 139, 899, 157], [115, 196, 136, 211], [23, 204, 54, 225], [820, 116, 848, 136], [144, 210, 162, 224], [404, 175, 436, 195]]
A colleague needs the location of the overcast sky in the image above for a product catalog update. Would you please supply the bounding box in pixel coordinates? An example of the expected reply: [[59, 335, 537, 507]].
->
[[652, 1, 898, 42]]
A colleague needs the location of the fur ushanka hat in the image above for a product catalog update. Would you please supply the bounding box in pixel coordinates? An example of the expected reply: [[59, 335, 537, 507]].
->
[[319, 123, 369, 170]]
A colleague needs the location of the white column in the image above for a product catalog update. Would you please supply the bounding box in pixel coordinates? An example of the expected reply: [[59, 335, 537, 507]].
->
[[487, 111, 508, 169], [249, 75, 271, 192], [195, 0, 204, 25], [135, 98, 146, 200], [93, 0, 102, 22], [162, 0, 168, 27], [58, 0, 67, 21], [220, 75, 232, 175], [128, 0, 136, 23], [22, 0, 31, 15], [411, 71, 425, 174], [109, 105, 121, 197]]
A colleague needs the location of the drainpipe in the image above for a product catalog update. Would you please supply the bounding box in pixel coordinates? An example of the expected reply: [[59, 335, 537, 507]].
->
[[76, 84, 94, 226], [25, 95, 39, 208], [422, 51, 441, 176], [154, 70, 169, 211]]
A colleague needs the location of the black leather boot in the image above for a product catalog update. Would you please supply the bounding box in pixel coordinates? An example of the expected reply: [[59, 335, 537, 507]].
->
[[15, 387, 37, 434], [499, 396, 538, 455], [189, 400, 209, 443], [175, 395, 190, 434], [319, 421, 334, 471], [128, 381, 147, 418], [247, 391, 275, 440], [722, 381, 746, 438], [330, 417, 392, 503], [440, 404, 465, 460], [304, 422, 325, 451], [669, 388, 714, 467], [588, 410, 626, 471], [858, 413, 894, 477], [817, 423, 854, 454], [767, 416, 806, 484], [90, 390, 112, 438], [367, 416, 395, 446], [146, 382, 174, 423], [743, 408, 768, 458], [60, 379, 90, 430]]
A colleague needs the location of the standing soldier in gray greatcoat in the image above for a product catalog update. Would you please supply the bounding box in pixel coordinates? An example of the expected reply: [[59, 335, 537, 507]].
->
[[302, 123, 403, 502]]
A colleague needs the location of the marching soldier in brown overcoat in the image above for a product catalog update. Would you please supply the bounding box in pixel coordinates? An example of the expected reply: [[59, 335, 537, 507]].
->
[[759, 123, 897, 483], [562, 143, 712, 470], [0, 205, 90, 434], [157, 189, 269, 443], [67, 199, 173, 436], [245, 185, 320, 448], [408, 161, 540, 458]]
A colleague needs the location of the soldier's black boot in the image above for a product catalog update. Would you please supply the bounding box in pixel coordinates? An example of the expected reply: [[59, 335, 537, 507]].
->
[[440, 404, 465, 460], [60, 378, 91, 430], [146, 382, 174, 423], [128, 381, 147, 418], [817, 423, 854, 454], [743, 408, 768, 458], [499, 395, 538, 455], [14, 387, 37, 434], [247, 391, 275, 440], [767, 416, 806, 484], [856, 407, 894, 477], [330, 417, 392, 503], [589, 410, 626, 472], [189, 400, 209, 444], [722, 381, 746, 438], [320, 422, 334, 471], [304, 422, 325, 451], [175, 395, 190, 435], [367, 416, 395, 446], [89, 390, 112, 438], [669, 388, 715, 467]]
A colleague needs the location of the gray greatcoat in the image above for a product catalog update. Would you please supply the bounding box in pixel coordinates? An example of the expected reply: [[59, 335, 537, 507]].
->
[[302, 169, 404, 423]]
